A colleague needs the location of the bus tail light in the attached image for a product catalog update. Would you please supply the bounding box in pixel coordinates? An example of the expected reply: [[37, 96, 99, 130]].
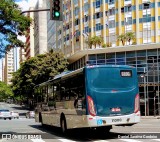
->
[[134, 94, 140, 113], [87, 95, 96, 116]]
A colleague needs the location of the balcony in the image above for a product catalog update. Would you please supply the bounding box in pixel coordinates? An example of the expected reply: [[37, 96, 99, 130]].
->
[[124, 0, 131, 6]]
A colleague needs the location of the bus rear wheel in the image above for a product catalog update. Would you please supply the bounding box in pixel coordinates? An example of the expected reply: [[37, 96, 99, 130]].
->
[[60, 117, 67, 133]]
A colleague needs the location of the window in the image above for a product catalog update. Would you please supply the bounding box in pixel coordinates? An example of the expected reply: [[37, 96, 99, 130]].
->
[[84, 3, 89, 12], [95, 12, 100, 19], [96, 0, 100, 8], [73, 0, 78, 5], [84, 15, 88, 22], [143, 3, 150, 9], [109, 0, 114, 4], [109, 8, 115, 15], [96, 23, 101, 31], [75, 19, 79, 26], [74, 7, 79, 16], [125, 6, 132, 12]]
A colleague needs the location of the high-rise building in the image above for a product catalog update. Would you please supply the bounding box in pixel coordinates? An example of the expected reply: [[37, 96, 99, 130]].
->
[[34, 0, 48, 55], [51, 0, 160, 116], [4, 49, 14, 85], [25, 7, 35, 60]]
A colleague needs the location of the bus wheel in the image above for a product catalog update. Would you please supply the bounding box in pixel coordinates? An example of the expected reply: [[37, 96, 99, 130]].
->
[[60, 117, 67, 133]]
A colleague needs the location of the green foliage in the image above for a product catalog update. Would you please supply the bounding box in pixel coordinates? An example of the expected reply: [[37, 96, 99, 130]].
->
[[102, 43, 107, 48], [86, 35, 104, 49], [106, 42, 112, 47], [117, 34, 126, 46], [126, 32, 135, 45], [117, 32, 135, 46], [11, 50, 68, 99], [0, 0, 31, 56], [0, 81, 13, 100]]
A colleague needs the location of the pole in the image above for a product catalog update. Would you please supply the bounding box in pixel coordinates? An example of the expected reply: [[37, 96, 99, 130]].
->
[[144, 67, 147, 117], [20, 9, 50, 15]]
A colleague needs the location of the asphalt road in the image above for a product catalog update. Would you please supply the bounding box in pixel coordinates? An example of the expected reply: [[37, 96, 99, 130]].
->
[[0, 102, 160, 142]]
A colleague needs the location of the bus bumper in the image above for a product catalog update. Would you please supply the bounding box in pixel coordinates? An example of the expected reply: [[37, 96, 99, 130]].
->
[[86, 111, 140, 127]]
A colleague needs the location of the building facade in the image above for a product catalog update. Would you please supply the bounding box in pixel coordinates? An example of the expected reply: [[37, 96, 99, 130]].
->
[[54, 0, 160, 116], [34, 0, 48, 55], [3, 49, 14, 85]]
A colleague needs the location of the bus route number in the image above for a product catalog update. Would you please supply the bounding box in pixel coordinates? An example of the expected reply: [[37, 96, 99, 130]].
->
[[120, 71, 132, 77]]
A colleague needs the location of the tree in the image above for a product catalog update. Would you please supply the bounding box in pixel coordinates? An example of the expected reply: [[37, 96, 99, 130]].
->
[[0, 81, 13, 100], [96, 36, 103, 48], [85, 37, 93, 49], [126, 32, 135, 45], [11, 50, 68, 101], [117, 34, 126, 46], [0, 0, 31, 56]]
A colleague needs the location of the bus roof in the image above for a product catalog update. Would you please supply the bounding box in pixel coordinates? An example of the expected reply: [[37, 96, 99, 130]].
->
[[34, 65, 135, 88]]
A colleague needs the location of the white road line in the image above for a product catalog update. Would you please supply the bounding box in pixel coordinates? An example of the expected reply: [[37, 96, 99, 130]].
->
[[58, 139, 76, 142], [31, 139, 45, 142], [93, 140, 110, 142], [131, 132, 160, 133], [119, 139, 142, 142]]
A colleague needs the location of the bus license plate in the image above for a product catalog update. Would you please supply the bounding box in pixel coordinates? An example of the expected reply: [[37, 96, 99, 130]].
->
[[111, 108, 121, 112]]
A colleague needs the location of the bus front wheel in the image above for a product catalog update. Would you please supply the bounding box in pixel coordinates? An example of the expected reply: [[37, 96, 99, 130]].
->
[[60, 116, 67, 133]]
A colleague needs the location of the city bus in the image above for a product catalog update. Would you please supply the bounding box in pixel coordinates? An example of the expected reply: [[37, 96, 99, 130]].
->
[[34, 65, 140, 133]]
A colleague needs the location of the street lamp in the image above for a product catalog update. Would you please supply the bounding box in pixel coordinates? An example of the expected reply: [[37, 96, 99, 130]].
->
[[140, 72, 147, 117], [82, 33, 89, 65]]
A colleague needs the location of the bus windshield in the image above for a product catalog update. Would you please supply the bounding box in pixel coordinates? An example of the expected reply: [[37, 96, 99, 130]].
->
[[86, 67, 136, 90]]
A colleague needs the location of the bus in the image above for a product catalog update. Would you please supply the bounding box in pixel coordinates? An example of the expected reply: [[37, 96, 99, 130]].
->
[[34, 65, 140, 133]]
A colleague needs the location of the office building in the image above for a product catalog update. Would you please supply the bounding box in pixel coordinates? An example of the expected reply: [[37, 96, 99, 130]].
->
[[54, 0, 160, 116]]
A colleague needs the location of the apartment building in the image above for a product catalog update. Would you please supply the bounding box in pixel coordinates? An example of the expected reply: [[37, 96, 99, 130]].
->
[[34, 0, 48, 55], [3, 49, 14, 85], [51, 0, 160, 116]]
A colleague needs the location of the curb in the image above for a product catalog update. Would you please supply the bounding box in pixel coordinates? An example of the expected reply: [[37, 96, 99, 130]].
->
[[141, 116, 160, 119]]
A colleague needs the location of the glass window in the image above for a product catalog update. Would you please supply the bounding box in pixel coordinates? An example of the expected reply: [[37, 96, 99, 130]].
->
[[147, 49, 157, 56], [96, 0, 100, 8], [97, 54, 105, 59], [137, 50, 146, 57], [126, 51, 135, 57], [89, 54, 97, 60], [116, 52, 125, 58], [96, 23, 101, 31]]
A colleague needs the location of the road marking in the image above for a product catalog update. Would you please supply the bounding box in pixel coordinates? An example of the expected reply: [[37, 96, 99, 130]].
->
[[119, 139, 141, 142], [131, 132, 160, 133], [31, 139, 45, 142], [151, 140, 160, 141], [58, 139, 76, 142], [93, 140, 110, 142]]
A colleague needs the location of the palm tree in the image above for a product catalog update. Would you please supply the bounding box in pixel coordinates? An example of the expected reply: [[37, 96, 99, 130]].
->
[[92, 36, 98, 49], [126, 32, 135, 45], [117, 34, 126, 46], [85, 37, 93, 49], [96, 36, 103, 48]]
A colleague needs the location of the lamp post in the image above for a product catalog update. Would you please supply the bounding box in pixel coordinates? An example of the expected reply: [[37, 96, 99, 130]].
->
[[82, 33, 89, 65], [140, 68, 147, 117]]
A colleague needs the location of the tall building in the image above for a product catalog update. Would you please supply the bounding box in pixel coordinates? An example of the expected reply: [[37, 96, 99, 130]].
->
[[4, 49, 14, 85], [25, 7, 35, 60], [34, 0, 48, 55], [46, 0, 57, 51], [50, 0, 160, 116]]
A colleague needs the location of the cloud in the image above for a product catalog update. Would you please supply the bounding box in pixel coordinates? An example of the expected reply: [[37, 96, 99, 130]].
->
[[16, 0, 29, 11]]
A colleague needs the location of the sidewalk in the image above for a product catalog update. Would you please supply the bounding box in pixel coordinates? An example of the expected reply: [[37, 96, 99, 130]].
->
[[141, 116, 160, 119]]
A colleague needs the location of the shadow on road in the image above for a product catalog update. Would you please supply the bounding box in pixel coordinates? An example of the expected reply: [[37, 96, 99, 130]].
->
[[29, 124, 125, 141]]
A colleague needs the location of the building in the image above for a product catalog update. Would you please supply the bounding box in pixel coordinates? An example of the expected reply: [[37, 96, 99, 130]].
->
[[46, 0, 57, 50], [34, 0, 48, 55], [25, 7, 35, 60], [52, 0, 160, 116], [3, 49, 14, 85]]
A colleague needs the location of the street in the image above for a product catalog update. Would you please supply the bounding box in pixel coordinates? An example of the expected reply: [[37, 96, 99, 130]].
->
[[0, 102, 160, 142]]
